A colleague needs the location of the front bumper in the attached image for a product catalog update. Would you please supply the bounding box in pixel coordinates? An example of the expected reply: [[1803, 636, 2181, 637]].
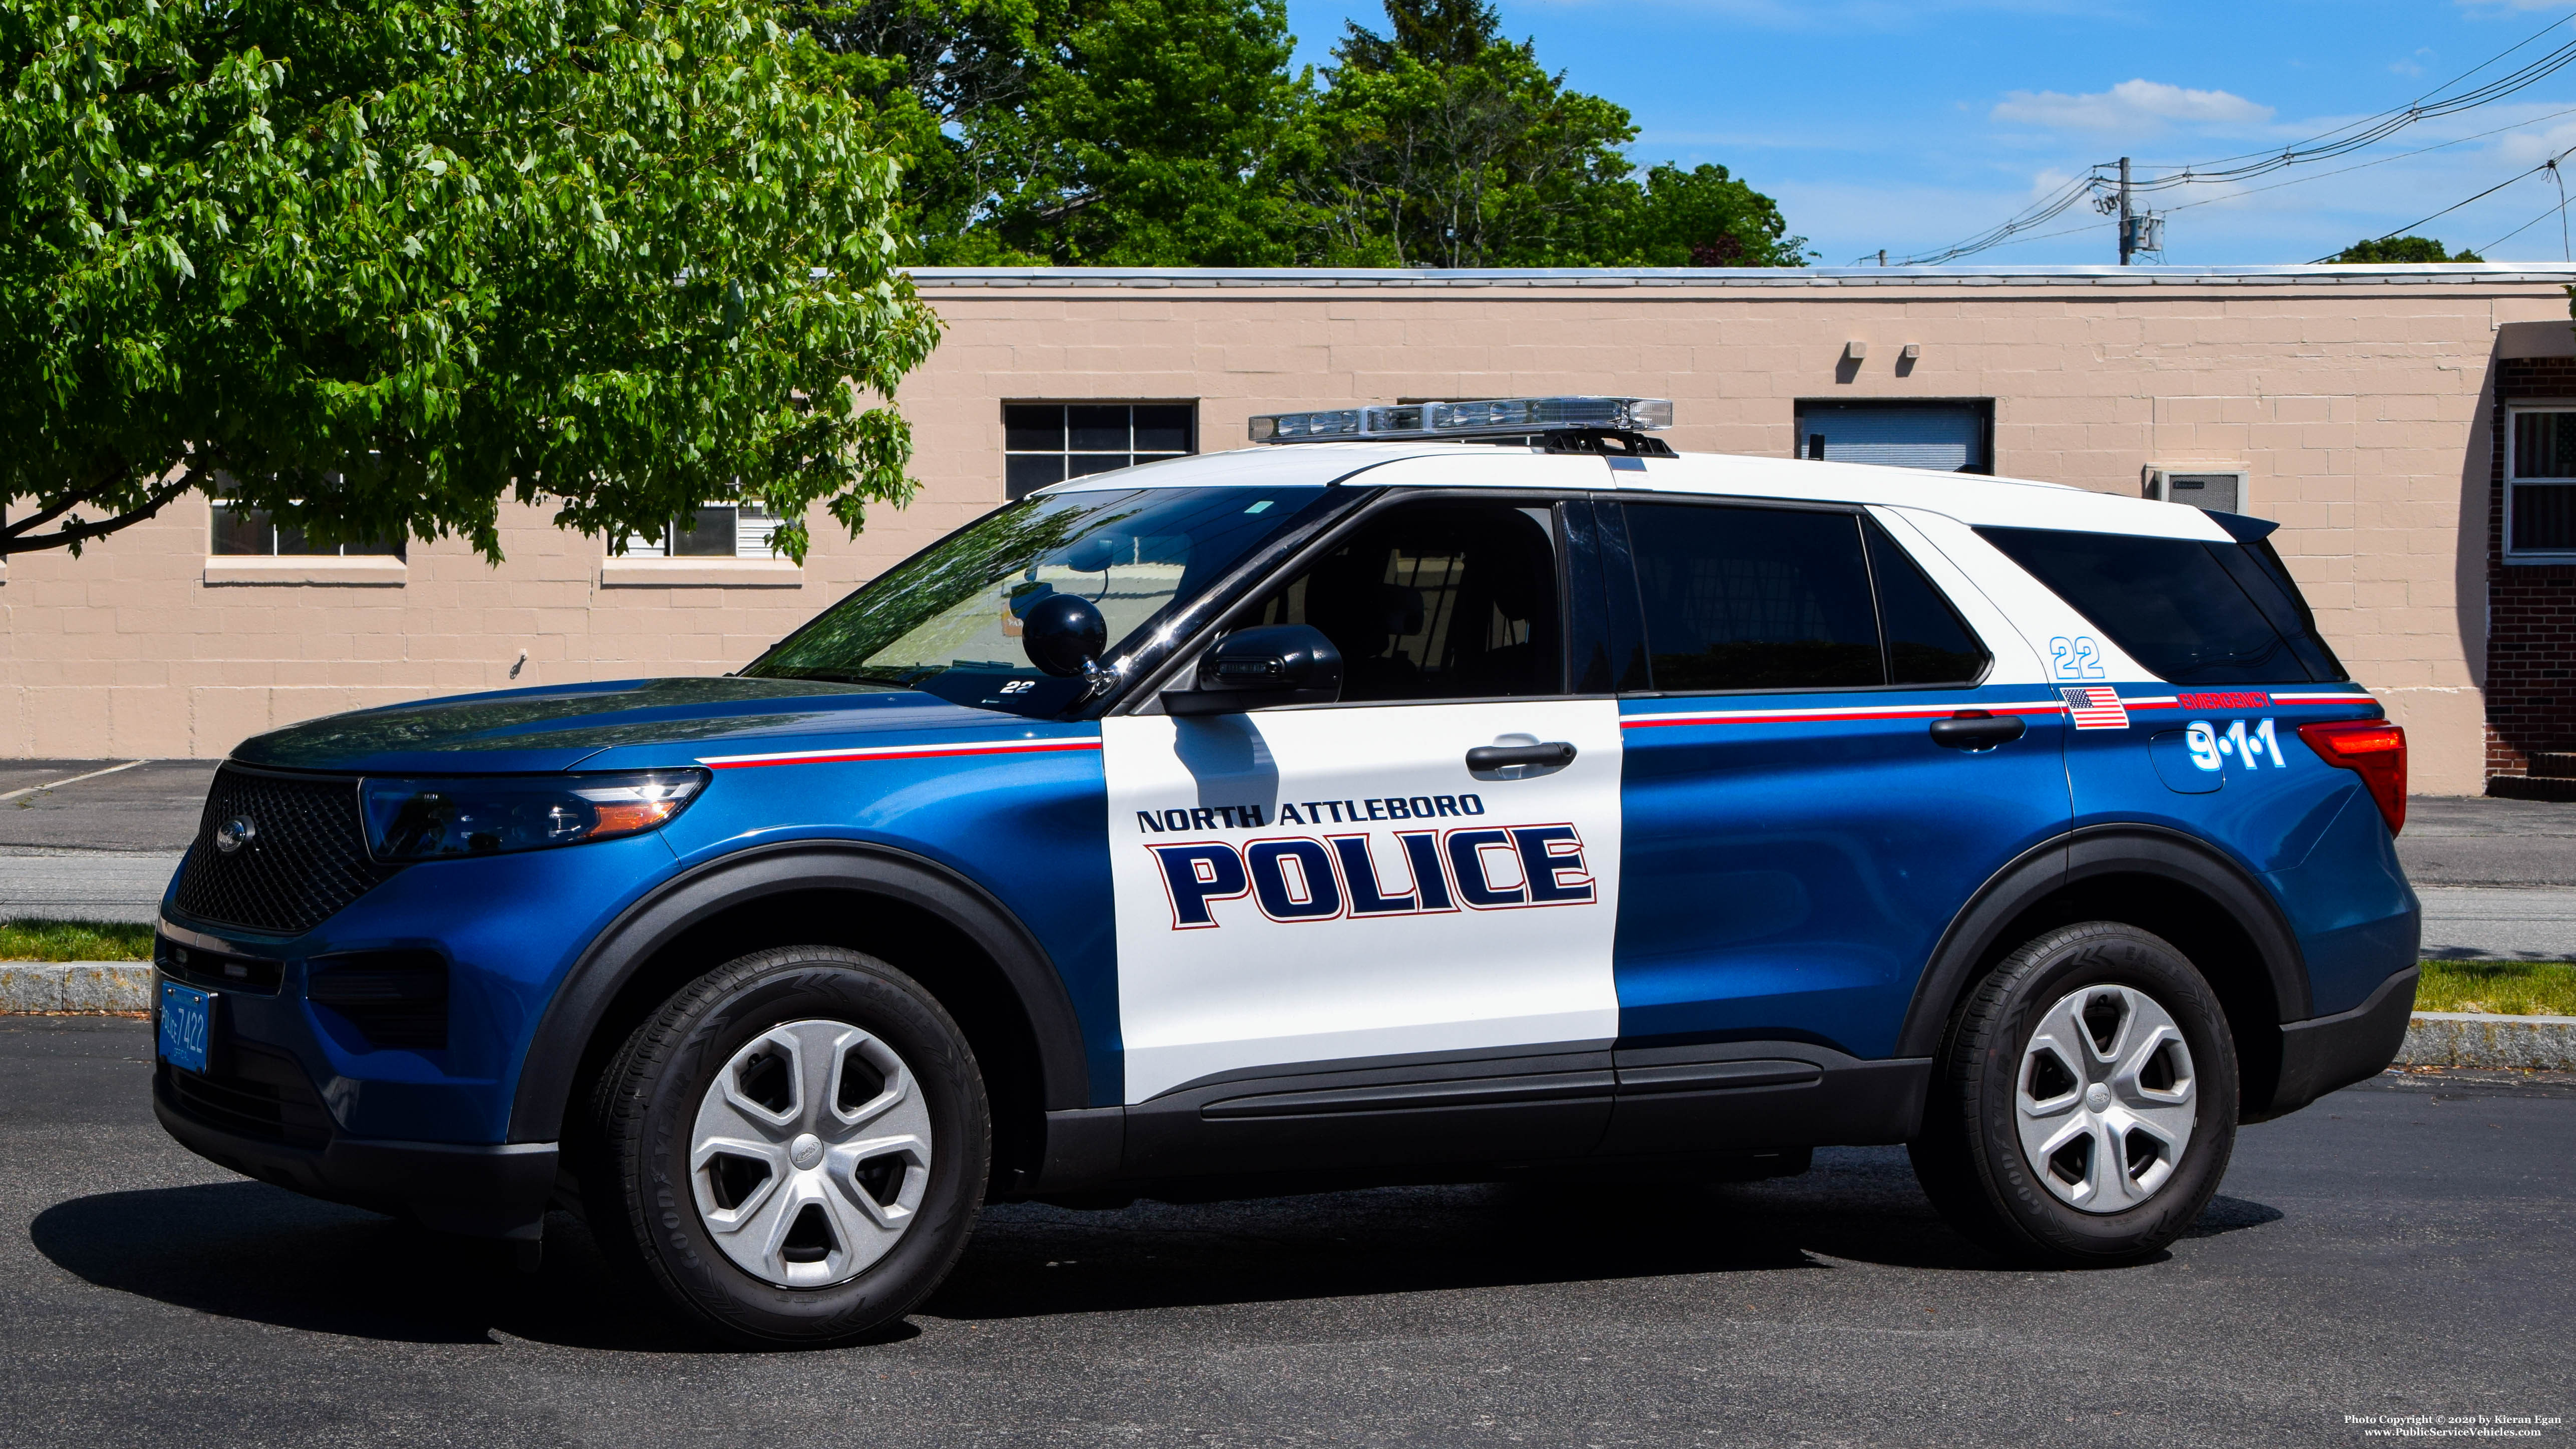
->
[[153, 1071, 557, 1240], [2260, 964, 2420, 1121]]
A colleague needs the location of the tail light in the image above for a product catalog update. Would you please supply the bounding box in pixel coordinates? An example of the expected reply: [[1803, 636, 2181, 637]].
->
[[2297, 719, 2406, 836]]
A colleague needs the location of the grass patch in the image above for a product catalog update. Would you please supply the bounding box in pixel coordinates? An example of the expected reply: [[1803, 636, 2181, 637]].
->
[[0, 919, 153, 962], [2418, 960, 2576, 1017]]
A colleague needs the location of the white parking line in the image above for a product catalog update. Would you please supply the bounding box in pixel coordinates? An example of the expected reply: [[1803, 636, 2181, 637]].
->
[[0, 760, 149, 804]]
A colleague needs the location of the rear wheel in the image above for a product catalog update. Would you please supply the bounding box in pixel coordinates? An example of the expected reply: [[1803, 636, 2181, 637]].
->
[[1909, 922, 2237, 1265], [584, 946, 989, 1346]]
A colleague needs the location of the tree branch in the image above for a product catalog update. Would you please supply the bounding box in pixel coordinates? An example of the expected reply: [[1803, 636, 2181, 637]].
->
[[0, 464, 208, 557]]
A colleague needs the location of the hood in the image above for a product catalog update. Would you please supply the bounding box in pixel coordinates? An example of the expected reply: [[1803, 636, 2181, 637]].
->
[[231, 677, 1018, 775]]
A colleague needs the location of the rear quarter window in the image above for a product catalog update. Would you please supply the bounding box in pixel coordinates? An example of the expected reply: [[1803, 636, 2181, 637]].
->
[[1975, 526, 2346, 686]]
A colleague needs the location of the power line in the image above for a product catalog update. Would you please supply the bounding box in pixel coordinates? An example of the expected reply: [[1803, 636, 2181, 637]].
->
[[2311, 142, 2576, 261], [2161, 103, 2576, 215], [1876, 8, 2576, 265], [2476, 160, 2576, 255], [2118, 10, 2576, 194]]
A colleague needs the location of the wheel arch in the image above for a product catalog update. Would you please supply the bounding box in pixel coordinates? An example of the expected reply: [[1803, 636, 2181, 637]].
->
[[1898, 825, 2310, 1118], [509, 840, 1093, 1189]]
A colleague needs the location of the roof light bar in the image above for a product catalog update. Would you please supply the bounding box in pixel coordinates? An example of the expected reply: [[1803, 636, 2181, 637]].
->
[[1247, 396, 1673, 444]]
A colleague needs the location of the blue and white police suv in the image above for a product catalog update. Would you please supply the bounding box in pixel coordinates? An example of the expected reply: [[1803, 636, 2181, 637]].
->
[[151, 397, 2419, 1345]]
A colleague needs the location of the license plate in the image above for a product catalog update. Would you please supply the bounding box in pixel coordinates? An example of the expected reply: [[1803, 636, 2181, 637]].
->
[[158, 981, 211, 1074]]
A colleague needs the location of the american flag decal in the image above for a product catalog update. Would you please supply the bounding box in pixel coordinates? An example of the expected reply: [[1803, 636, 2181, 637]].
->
[[2061, 686, 2131, 730]]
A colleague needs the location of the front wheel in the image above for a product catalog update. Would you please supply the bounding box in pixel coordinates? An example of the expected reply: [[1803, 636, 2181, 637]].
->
[[1909, 922, 2238, 1265], [583, 946, 990, 1346]]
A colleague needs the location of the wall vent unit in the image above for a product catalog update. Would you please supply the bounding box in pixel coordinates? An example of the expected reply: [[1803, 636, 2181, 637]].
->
[[2143, 468, 2248, 514]]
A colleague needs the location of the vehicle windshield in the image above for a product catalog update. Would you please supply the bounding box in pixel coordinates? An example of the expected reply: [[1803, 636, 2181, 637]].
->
[[744, 484, 1336, 716]]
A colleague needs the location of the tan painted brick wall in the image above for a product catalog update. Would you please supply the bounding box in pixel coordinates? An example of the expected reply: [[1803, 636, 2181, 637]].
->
[[6, 270, 2565, 793]]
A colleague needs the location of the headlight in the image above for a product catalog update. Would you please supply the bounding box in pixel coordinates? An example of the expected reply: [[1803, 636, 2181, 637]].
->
[[361, 770, 710, 861]]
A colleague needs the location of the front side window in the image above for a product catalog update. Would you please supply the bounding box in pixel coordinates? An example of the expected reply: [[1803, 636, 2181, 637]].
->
[[745, 485, 1334, 717], [211, 501, 405, 558], [2509, 408, 2576, 559], [1621, 504, 1985, 691], [1233, 499, 1564, 702], [1978, 526, 2346, 685], [1004, 403, 1196, 500]]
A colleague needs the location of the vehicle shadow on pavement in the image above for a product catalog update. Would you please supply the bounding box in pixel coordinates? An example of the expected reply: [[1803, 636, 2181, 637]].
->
[[921, 1147, 2289, 1322], [26, 1182, 750, 1352], [29, 1149, 2287, 1344]]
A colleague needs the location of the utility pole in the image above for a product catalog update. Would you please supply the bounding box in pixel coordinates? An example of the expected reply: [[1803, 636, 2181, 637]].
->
[[2117, 156, 2134, 266]]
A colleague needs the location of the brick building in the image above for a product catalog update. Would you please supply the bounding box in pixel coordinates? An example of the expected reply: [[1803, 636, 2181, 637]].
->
[[6, 261, 2576, 797]]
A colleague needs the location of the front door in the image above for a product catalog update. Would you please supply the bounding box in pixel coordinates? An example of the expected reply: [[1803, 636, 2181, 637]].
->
[[1102, 496, 1625, 1170]]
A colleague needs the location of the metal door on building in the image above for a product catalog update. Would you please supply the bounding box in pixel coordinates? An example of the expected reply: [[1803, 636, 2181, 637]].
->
[[1795, 401, 1994, 473]]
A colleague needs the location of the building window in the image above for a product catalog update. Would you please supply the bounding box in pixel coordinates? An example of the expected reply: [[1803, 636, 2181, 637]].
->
[[1003, 403, 1196, 500], [211, 501, 405, 558], [2508, 408, 2576, 560], [1793, 400, 1994, 474], [624, 501, 784, 558]]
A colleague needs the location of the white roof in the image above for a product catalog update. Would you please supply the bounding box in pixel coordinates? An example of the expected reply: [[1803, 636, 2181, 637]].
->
[[1047, 442, 2232, 542]]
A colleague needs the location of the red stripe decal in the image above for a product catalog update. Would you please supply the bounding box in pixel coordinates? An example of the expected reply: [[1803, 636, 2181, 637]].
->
[[700, 738, 1102, 770], [1622, 701, 2068, 729]]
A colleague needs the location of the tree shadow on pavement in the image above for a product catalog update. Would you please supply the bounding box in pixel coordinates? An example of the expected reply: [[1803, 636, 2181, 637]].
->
[[27, 1182, 738, 1352]]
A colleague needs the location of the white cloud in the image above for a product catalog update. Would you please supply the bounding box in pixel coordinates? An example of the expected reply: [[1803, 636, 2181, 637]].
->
[[1991, 78, 2274, 132]]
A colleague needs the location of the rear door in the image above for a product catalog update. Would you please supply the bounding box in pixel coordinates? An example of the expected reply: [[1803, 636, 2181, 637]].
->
[[1599, 497, 2071, 1152], [1102, 494, 1624, 1172]]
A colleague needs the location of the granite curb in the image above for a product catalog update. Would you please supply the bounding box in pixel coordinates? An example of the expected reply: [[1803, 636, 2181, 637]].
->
[[2399, 1010, 2576, 1071], [0, 962, 152, 1014]]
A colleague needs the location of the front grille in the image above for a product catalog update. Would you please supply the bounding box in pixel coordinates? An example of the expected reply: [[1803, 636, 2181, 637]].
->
[[173, 766, 397, 936], [162, 1041, 334, 1147]]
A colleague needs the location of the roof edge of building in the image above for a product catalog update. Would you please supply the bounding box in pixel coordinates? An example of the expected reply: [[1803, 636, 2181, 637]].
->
[[907, 263, 2576, 289]]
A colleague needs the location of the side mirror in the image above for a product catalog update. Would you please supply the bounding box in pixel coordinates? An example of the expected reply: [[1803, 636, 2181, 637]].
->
[[1164, 626, 1343, 716], [1021, 593, 1108, 679]]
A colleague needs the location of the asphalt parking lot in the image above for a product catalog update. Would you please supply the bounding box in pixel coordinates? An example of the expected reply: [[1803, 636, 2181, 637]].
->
[[2, 1016, 2566, 1448]]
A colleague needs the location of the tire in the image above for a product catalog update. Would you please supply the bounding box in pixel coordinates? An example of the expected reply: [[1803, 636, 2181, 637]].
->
[[582, 946, 990, 1347], [1908, 922, 2238, 1265]]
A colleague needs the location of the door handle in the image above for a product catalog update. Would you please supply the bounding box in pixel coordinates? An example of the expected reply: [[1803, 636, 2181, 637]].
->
[[1466, 741, 1578, 772], [1929, 711, 2025, 751]]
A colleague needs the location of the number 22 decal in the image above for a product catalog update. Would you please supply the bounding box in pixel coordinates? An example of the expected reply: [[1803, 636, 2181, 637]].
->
[[2049, 636, 2106, 680]]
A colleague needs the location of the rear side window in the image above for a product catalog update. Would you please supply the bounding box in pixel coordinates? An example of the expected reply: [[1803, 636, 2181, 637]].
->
[[1976, 527, 2346, 685], [1622, 504, 1990, 691]]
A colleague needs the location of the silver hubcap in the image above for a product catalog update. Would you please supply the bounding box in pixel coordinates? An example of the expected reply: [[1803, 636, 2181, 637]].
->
[[689, 1020, 934, 1288], [2016, 984, 2196, 1214]]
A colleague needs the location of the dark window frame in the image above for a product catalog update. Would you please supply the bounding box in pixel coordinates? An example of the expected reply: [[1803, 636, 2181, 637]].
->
[[209, 498, 407, 559], [1002, 401, 1198, 500], [1791, 398, 1997, 475], [2505, 404, 2576, 562], [1600, 496, 1995, 697]]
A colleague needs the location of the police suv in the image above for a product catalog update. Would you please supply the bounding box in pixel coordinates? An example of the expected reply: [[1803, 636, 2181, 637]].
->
[[151, 397, 2419, 1346]]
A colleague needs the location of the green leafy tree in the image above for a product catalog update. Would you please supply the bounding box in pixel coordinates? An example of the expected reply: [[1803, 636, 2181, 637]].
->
[[1304, 10, 1629, 266], [980, 0, 1312, 263], [783, 0, 1047, 260], [1605, 163, 1809, 267], [0, 0, 939, 560], [1299, 0, 1803, 268], [2331, 236, 2484, 263], [793, 0, 1310, 264]]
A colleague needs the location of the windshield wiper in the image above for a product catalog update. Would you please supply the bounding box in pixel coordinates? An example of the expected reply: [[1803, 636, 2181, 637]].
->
[[749, 665, 929, 689]]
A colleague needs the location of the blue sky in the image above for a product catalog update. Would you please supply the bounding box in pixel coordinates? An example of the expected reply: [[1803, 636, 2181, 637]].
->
[[1279, 0, 2576, 265]]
